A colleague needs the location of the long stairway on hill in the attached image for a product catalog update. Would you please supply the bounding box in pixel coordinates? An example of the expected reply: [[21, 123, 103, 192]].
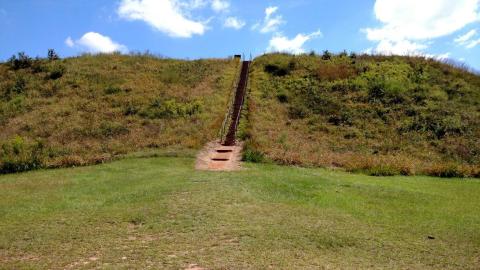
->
[[223, 60, 251, 146]]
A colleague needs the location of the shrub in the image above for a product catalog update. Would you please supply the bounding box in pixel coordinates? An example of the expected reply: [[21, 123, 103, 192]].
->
[[472, 167, 480, 178], [264, 64, 290, 76], [366, 165, 400, 176], [328, 111, 353, 126], [288, 103, 310, 119], [104, 85, 122, 95], [366, 74, 409, 104], [99, 121, 129, 137], [339, 50, 348, 58], [49, 155, 86, 168], [31, 60, 46, 73], [0, 136, 45, 174], [7, 52, 33, 70], [48, 64, 66, 80], [322, 50, 332, 60], [305, 90, 342, 115], [123, 103, 139, 116], [1, 96, 25, 116], [2, 76, 27, 100], [403, 114, 467, 139], [276, 91, 289, 103], [11, 76, 27, 95], [140, 99, 202, 119], [424, 164, 467, 178], [243, 149, 264, 163], [48, 49, 59, 61]]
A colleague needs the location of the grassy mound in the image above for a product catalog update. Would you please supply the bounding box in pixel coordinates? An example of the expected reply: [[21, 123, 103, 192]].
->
[[244, 53, 480, 177], [0, 53, 238, 173]]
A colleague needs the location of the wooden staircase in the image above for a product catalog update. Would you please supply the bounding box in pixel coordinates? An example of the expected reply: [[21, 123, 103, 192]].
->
[[222, 60, 251, 146], [196, 58, 250, 171]]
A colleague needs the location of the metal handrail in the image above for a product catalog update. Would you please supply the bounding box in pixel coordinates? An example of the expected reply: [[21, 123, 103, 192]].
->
[[219, 58, 241, 142], [229, 62, 250, 142]]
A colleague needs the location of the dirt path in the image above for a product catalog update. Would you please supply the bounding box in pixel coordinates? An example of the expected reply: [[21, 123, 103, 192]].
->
[[195, 141, 243, 171]]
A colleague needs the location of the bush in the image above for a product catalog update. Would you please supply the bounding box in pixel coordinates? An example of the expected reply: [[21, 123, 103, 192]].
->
[[2, 76, 27, 100], [99, 121, 129, 137], [328, 111, 353, 126], [123, 103, 139, 116], [104, 85, 122, 95], [264, 63, 291, 76], [11, 76, 27, 95], [49, 155, 86, 168], [403, 114, 467, 139], [288, 103, 310, 119], [366, 74, 410, 104], [48, 64, 66, 80], [276, 91, 289, 103], [48, 49, 59, 61], [7, 52, 33, 70], [366, 165, 400, 176], [424, 164, 467, 178], [140, 99, 203, 119], [31, 59, 46, 73], [0, 136, 45, 174], [243, 149, 264, 163], [322, 50, 332, 60]]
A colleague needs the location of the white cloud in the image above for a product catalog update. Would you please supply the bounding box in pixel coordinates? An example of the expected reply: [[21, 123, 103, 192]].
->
[[366, 0, 480, 41], [466, 38, 480, 48], [253, 6, 284, 34], [455, 29, 477, 44], [454, 29, 480, 48], [435, 52, 451, 60], [67, 32, 127, 53], [65, 37, 75, 48], [182, 0, 208, 9], [372, 39, 428, 55], [224, 17, 245, 30], [118, 0, 207, 38], [364, 0, 480, 55], [211, 0, 229, 12], [267, 30, 322, 54], [265, 6, 278, 18]]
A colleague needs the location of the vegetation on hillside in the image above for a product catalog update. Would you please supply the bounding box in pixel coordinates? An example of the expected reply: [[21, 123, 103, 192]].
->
[[244, 53, 480, 177], [1, 156, 479, 269], [0, 52, 238, 173]]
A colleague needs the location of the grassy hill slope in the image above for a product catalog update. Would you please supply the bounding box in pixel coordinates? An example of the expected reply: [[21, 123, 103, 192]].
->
[[0, 53, 238, 173], [244, 53, 480, 177], [1, 156, 479, 269]]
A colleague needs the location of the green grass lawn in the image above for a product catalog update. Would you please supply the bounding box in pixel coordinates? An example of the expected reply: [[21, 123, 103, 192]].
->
[[1, 157, 479, 269]]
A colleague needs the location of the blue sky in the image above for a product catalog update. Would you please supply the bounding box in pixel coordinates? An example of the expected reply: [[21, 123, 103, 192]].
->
[[1, 0, 480, 69]]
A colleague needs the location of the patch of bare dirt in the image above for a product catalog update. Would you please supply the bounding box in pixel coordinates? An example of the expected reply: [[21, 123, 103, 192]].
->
[[185, 264, 206, 270], [195, 141, 243, 171]]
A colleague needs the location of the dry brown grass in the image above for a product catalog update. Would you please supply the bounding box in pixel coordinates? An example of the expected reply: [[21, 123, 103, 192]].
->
[[244, 53, 480, 177], [0, 53, 239, 171]]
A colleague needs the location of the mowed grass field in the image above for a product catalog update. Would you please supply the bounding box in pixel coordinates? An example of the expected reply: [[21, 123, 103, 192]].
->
[[1, 157, 479, 269]]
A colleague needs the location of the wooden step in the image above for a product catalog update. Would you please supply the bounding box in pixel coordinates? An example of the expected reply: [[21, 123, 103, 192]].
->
[[215, 147, 234, 153], [212, 152, 232, 161]]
